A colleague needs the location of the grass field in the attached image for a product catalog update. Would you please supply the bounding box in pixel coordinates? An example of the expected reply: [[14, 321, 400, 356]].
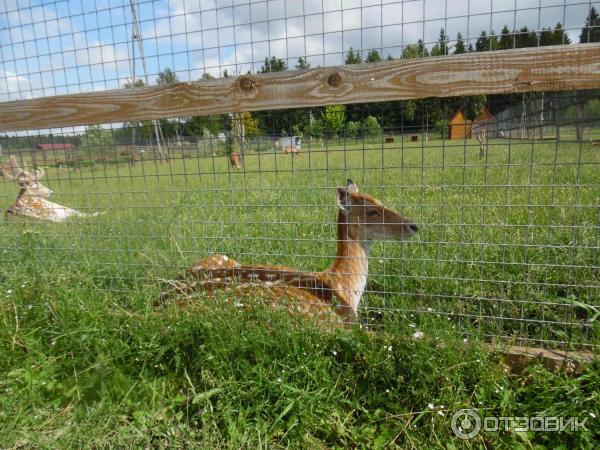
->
[[0, 136, 598, 447]]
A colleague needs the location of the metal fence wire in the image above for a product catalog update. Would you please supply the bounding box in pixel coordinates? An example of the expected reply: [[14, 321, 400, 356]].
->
[[0, 0, 599, 350]]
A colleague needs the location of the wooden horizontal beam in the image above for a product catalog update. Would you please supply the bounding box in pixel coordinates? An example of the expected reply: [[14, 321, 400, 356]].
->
[[1, 44, 599, 132]]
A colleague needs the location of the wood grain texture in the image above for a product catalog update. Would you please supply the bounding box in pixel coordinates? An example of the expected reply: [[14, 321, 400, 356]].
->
[[1, 44, 599, 132], [488, 344, 596, 375]]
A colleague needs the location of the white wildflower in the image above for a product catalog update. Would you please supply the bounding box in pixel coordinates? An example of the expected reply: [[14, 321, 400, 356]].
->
[[332, 351, 337, 356], [412, 331, 424, 341], [428, 403, 434, 409], [437, 410, 445, 416], [408, 323, 416, 328], [6, 289, 12, 295], [589, 412, 596, 418], [277, 378, 282, 383]]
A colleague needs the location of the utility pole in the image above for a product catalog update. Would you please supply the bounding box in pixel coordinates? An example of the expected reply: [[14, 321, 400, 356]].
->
[[129, 0, 164, 161]]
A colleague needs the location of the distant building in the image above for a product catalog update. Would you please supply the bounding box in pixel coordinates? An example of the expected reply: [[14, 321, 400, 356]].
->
[[36, 143, 77, 151], [449, 107, 494, 140], [279, 136, 301, 151]]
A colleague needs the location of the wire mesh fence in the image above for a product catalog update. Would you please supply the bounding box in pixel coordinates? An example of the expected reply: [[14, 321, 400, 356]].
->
[[0, 1, 599, 350]]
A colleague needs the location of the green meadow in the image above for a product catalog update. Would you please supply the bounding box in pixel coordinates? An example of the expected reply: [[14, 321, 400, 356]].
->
[[0, 136, 598, 447]]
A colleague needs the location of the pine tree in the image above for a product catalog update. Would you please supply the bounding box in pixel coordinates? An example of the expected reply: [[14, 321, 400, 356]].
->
[[365, 49, 382, 62], [553, 23, 571, 45], [157, 68, 178, 85], [295, 57, 309, 69], [345, 47, 362, 64], [579, 7, 600, 43], [540, 23, 571, 46], [454, 32, 466, 54], [260, 57, 287, 73], [475, 31, 488, 51], [514, 26, 537, 48], [402, 45, 420, 59], [431, 29, 449, 56], [498, 26, 513, 50]]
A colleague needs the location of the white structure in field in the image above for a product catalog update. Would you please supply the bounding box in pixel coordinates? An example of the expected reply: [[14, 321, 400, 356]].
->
[[279, 136, 301, 152]]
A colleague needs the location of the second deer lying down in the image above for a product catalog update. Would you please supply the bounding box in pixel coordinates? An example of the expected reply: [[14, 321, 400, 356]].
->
[[159, 180, 418, 321], [1, 156, 104, 223]]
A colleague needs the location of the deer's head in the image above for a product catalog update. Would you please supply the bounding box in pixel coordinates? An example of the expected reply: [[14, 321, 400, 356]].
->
[[337, 179, 418, 241], [1, 156, 53, 198]]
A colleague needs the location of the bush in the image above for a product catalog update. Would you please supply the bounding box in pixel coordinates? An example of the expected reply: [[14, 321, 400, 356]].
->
[[346, 121, 361, 139], [363, 116, 381, 138]]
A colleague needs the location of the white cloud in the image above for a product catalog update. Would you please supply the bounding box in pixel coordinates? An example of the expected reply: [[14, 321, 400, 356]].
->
[[0, 0, 593, 100], [0, 70, 31, 101]]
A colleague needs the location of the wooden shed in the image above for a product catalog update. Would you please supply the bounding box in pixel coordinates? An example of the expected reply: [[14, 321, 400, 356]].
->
[[449, 107, 494, 140]]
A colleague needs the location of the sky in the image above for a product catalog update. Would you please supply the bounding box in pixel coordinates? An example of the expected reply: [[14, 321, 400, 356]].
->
[[0, 0, 598, 104]]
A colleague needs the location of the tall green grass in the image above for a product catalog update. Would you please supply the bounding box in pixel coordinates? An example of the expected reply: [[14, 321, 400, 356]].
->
[[0, 273, 598, 448]]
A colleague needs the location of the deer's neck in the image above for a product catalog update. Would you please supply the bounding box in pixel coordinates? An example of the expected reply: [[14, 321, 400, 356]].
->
[[16, 188, 29, 201], [325, 210, 370, 315]]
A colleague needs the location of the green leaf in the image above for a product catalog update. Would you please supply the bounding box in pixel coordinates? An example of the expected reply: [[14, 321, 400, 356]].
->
[[270, 401, 295, 431], [192, 388, 223, 404]]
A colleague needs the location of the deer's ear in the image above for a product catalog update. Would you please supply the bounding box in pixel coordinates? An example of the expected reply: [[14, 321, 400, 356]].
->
[[346, 179, 358, 193], [8, 155, 22, 177], [337, 187, 350, 211], [1, 156, 23, 181]]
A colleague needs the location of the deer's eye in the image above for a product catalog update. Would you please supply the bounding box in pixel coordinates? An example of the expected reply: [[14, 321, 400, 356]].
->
[[366, 209, 379, 217]]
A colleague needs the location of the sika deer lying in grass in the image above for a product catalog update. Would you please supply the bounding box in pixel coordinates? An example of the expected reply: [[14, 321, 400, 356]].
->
[[158, 179, 418, 320], [1, 156, 104, 223]]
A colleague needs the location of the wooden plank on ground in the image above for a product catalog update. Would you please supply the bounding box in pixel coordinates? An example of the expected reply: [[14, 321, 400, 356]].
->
[[486, 343, 597, 375], [0, 44, 599, 132]]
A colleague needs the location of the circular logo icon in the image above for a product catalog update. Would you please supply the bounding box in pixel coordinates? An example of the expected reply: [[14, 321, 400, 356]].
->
[[451, 409, 481, 439]]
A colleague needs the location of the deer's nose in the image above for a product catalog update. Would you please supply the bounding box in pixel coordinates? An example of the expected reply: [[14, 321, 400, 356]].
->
[[409, 224, 419, 233]]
